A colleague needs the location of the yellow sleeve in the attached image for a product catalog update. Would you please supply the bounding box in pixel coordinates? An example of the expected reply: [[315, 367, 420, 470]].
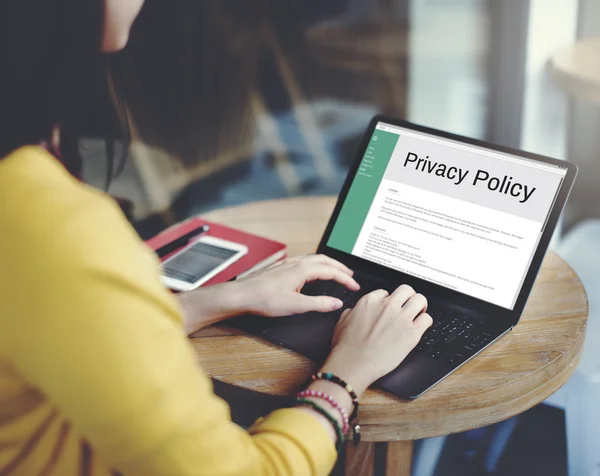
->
[[0, 154, 336, 475]]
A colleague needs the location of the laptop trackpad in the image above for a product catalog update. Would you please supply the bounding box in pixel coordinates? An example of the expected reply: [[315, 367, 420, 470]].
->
[[261, 312, 451, 399], [262, 311, 340, 362], [378, 353, 451, 399]]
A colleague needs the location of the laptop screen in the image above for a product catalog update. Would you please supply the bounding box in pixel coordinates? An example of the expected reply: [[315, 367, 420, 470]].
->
[[327, 121, 568, 310]]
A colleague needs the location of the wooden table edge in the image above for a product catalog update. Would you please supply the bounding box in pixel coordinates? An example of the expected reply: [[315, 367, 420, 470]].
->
[[548, 60, 600, 104], [368, 324, 586, 442], [193, 197, 589, 443]]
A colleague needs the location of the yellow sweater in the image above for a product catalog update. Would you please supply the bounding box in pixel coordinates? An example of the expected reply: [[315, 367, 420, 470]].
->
[[0, 147, 336, 475]]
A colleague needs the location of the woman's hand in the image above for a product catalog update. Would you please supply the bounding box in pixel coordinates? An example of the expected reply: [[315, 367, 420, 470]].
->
[[178, 254, 359, 335], [235, 254, 360, 317], [320, 285, 432, 397]]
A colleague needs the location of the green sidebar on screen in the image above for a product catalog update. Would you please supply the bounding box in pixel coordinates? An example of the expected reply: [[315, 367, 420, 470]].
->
[[327, 129, 400, 253]]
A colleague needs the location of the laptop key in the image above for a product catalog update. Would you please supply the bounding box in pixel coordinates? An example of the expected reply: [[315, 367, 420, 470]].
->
[[305, 281, 361, 306], [442, 355, 458, 365], [474, 335, 494, 347], [412, 304, 488, 358], [440, 333, 457, 344], [426, 349, 446, 360], [415, 343, 428, 353], [441, 352, 467, 366], [448, 336, 480, 353]]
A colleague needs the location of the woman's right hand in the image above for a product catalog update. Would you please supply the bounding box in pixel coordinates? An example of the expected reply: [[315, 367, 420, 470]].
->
[[321, 285, 433, 397]]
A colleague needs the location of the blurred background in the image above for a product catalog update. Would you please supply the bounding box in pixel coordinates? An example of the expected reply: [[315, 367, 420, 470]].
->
[[79, 0, 600, 474]]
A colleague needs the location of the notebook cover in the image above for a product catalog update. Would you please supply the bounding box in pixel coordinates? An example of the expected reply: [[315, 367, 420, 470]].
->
[[145, 217, 287, 286]]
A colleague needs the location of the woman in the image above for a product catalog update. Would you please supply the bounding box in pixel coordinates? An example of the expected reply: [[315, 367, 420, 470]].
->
[[0, 1, 432, 475]]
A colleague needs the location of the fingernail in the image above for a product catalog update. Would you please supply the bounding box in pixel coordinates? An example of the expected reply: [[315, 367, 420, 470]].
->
[[332, 299, 344, 310]]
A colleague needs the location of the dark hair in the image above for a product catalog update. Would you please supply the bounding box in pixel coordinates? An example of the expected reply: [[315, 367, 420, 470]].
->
[[110, 0, 265, 166], [1, 0, 265, 189], [0, 0, 125, 186]]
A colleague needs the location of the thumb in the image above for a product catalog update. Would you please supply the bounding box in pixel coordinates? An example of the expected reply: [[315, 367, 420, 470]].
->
[[288, 294, 344, 314]]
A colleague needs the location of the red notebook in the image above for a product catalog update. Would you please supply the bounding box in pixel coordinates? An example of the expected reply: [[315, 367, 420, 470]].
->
[[145, 217, 287, 286]]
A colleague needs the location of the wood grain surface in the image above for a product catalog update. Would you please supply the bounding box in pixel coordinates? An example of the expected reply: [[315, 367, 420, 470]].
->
[[345, 442, 376, 476], [386, 441, 412, 476], [190, 197, 588, 442]]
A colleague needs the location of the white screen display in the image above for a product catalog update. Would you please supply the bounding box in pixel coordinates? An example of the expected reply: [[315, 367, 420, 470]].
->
[[328, 122, 567, 309]]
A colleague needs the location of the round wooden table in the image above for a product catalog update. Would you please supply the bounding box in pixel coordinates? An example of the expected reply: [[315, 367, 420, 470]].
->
[[549, 38, 600, 104], [190, 196, 588, 476]]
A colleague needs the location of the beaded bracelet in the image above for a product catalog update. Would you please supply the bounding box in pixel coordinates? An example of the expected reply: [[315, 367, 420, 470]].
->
[[296, 398, 345, 451], [297, 389, 350, 435], [312, 372, 359, 422]]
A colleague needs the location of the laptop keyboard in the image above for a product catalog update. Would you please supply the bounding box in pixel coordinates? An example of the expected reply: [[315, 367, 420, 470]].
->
[[303, 279, 498, 366]]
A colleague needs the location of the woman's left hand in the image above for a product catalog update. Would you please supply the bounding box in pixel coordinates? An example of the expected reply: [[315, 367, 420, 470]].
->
[[234, 254, 360, 317], [178, 255, 359, 335]]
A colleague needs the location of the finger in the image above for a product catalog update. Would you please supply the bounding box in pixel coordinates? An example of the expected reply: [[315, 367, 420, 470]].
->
[[289, 294, 344, 314], [370, 288, 390, 298], [386, 284, 416, 307], [309, 254, 355, 276], [358, 288, 389, 304], [305, 264, 360, 291], [402, 293, 429, 318], [414, 312, 433, 332]]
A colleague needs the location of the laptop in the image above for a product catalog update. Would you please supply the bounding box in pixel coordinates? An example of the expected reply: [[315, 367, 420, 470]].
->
[[235, 115, 577, 399]]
